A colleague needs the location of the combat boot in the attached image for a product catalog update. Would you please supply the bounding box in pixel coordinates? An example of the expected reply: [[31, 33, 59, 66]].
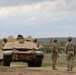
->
[[67, 66, 70, 71], [52, 66, 58, 70], [70, 65, 73, 71], [54, 67, 58, 70]]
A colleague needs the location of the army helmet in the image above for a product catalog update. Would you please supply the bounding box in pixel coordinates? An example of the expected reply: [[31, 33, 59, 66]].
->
[[53, 38, 57, 42], [33, 38, 37, 42], [68, 37, 72, 41], [17, 34, 23, 40]]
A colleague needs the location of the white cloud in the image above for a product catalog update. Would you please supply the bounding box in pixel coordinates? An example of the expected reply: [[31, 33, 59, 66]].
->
[[0, 6, 17, 18], [0, 0, 76, 20], [0, 0, 76, 38]]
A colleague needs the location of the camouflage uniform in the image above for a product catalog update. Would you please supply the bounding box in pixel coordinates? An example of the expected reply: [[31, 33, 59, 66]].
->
[[65, 37, 76, 71], [51, 38, 59, 70]]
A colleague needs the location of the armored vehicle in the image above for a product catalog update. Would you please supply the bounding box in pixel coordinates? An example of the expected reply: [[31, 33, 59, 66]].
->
[[0, 47, 4, 65], [2, 35, 44, 67]]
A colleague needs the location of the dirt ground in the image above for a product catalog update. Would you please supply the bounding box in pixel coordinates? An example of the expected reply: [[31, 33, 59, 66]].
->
[[0, 64, 76, 75]]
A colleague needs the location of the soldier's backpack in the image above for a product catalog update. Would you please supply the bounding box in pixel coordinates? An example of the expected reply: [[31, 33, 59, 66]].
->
[[67, 42, 75, 51]]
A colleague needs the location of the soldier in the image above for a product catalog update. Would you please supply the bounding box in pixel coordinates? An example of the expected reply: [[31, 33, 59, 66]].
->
[[65, 37, 76, 71], [51, 38, 59, 70], [33, 38, 39, 47], [17, 34, 24, 43], [1, 38, 7, 48]]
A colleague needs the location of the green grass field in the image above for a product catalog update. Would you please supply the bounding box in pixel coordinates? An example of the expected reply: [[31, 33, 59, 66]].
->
[[42, 53, 76, 67]]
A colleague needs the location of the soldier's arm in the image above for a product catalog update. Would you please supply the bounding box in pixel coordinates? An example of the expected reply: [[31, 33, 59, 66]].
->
[[65, 43, 68, 54]]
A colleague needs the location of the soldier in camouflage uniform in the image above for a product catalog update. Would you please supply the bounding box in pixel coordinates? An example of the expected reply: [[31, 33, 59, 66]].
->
[[51, 38, 59, 70], [65, 37, 76, 71]]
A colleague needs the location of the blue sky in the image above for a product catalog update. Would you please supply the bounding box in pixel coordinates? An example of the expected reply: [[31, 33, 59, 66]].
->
[[0, 0, 76, 38]]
